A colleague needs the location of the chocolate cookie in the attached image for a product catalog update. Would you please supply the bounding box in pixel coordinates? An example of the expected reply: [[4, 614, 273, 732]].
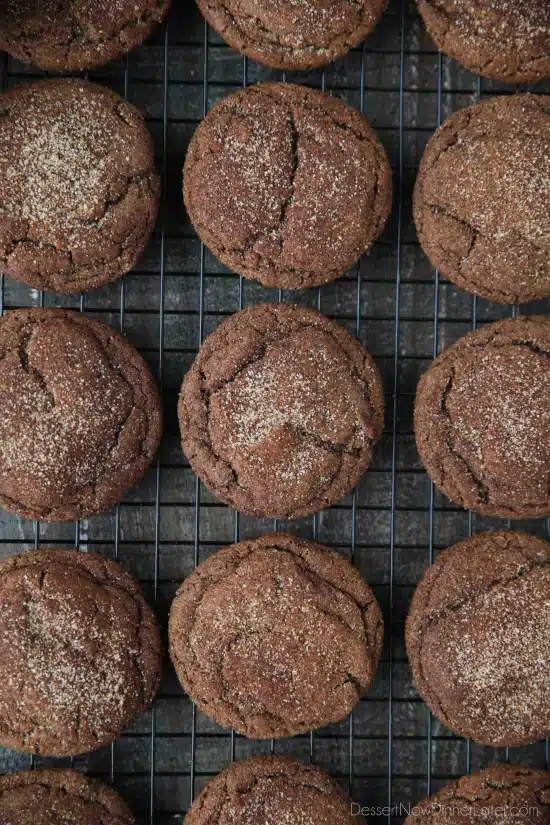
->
[[416, 0, 550, 84], [0, 78, 160, 293], [185, 756, 362, 825], [414, 95, 550, 304], [169, 533, 383, 738], [405, 764, 550, 825], [183, 83, 392, 290], [194, 0, 387, 71], [0, 769, 135, 825], [406, 531, 550, 747], [178, 303, 384, 519], [0, 308, 162, 522], [414, 316, 550, 518], [0, 0, 170, 72], [0, 548, 162, 756]]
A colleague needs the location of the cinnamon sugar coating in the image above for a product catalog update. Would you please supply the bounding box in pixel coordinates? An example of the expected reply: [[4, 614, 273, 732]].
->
[[169, 533, 383, 738], [183, 83, 392, 290], [178, 303, 384, 520], [406, 531, 550, 747], [0, 549, 161, 756]]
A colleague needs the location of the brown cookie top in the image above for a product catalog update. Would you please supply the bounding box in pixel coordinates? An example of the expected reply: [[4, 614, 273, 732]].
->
[[0, 78, 159, 293], [0, 0, 170, 72], [195, 0, 387, 71], [185, 756, 361, 825], [0, 549, 162, 757], [406, 531, 550, 747], [414, 95, 550, 304], [178, 303, 384, 520], [405, 764, 550, 825], [169, 533, 383, 739], [0, 308, 162, 522], [0, 769, 135, 825], [183, 83, 392, 290], [414, 316, 550, 518], [416, 0, 550, 84]]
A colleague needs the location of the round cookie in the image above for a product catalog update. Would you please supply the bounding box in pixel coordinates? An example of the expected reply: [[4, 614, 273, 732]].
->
[[169, 533, 383, 738], [414, 316, 550, 518], [406, 531, 550, 747], [185, 755, 363, 825], [194, 0, 387, 71], [178, 303, 384, 520], [414, 95, 550, 304], [0, 308, 162, 522], [0, 548, 162, 757], [0, 78, 160, 293], [0, 769, 135, 825], [405, 764, 550, 825], [0, 0, 170, 72], [416, 0, 550, 84], [183, 83, 392, 290]]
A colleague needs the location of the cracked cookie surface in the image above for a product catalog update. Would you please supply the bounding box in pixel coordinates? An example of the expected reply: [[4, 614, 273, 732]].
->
[[406, 531, 550, 747], [0, 308, 162, 522], [414, 316, 550, 518], [0, 549, 161, 756], [0, 769, 135, 824], [416, 0, 550, 84], [0, 78, 160, 293], [178, 303, 384, 519], [194, 0, 387, 70], [404, 763, 550, 825], [0, 0, 170, 72], [414, 95, 550, 304], [183, 83, 392, 290], [169, 533, 383, 739], [185, 755, 362, 825]]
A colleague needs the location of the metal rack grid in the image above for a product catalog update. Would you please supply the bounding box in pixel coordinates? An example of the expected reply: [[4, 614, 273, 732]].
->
[[1, 1, 550, 823]]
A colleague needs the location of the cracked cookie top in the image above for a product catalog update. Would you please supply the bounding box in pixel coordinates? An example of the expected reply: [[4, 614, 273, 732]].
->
[[178, 303, 384, 519], [0, 78, 160, 293], [169, 533, 383, 739], [0, 549, 161, 757], [414, 95, 550, 304], [416, 0, 550, 84], [0, 769, 135, 824], [414, 316, 550, 518], [404, 763, 550, 825], [185, 755, 362, 825], [406, 531, 550, 747], [0, 308, 162, 522], [183, 83, 392, 290], [0, 0, 170, 71], [194, 0, 387, 70]]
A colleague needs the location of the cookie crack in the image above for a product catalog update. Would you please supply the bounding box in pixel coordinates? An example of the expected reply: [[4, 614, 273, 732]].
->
[[275, 105, 299, 252], [425, 201, 549, 260], [421, 559, 550, 630], [412, 556, 550, 735], [439, 366, 490, 507]]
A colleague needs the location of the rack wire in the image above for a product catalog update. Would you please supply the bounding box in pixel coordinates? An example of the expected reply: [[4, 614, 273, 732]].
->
[[1, 1, 550, 823]]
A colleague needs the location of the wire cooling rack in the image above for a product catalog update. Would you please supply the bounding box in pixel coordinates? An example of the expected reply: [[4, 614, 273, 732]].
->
[[1, 1, 550, 823]]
